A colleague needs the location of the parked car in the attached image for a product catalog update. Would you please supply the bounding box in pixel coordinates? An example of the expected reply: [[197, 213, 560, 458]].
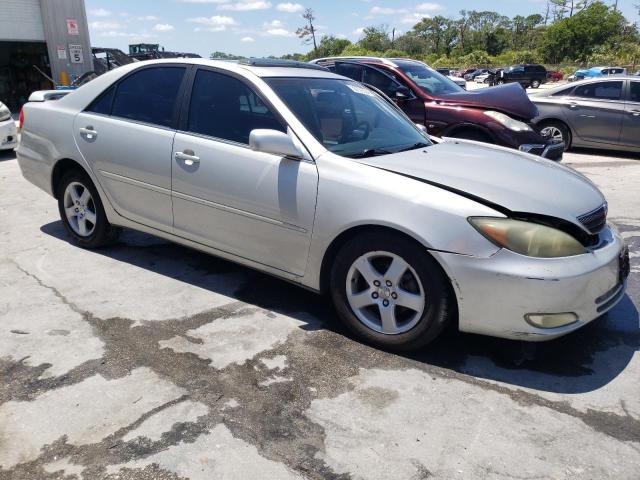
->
[[530, 76, 639, 153], [447, 74, 467, 89], [568, 66, 627, 82], [459, 67, 477, 79], [17, 58, 628, 350], [464, 69, 489, 81], [0, 101, 18, 151], [547, 70, 564, 82], [497, 64, 547, 88], [310, 57, 563, 160], [436, 68, 450, 76], [474, 72, 490, 83]]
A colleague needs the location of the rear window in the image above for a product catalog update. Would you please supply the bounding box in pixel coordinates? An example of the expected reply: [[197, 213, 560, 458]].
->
[[573, 81, 623, 101], [630, 82, 640, 103], [87, 86, 115, 115], [111, 66, 186, 127], [552, 87, 575, 97]]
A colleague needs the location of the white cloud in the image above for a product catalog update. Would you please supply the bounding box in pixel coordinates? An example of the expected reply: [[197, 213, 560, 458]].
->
[[353, 27, 365, 36], [218, 1, 272, 10], [138, 15, 159, 21], [152, 23, 175, 32], [90, 8, 111, 17], [241, 36, 255, 42], [89, 21, 121, 31], [189, 15, 237, 32], [415, 2, 444, 12], [265, 28, 294, 36], [370, 6, 401, 14], [264, 19, 284, 27], [276, 2, 304, 13], [99, 30, 155, 39], [178, 0, 226, 3], [401, 12, 430, 23]]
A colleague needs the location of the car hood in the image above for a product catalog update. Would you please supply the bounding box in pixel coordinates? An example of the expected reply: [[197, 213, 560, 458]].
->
[[358, 140, 605, 228], [435, 83, 538, 120]]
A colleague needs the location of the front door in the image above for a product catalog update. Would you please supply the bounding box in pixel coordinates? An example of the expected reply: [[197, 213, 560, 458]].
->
[[171, 68, 318, 276], [620, 80, 640, 148], [564, 81, 625, 145], [74, 65, 187, 231]]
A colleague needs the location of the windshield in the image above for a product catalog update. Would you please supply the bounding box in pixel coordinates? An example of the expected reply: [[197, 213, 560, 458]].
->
[[265, 77, 430, 158], [395, 62, 463, 95]]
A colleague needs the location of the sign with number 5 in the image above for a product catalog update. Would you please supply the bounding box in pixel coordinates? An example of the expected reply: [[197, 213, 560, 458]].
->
[[69, 44, 84, 64]]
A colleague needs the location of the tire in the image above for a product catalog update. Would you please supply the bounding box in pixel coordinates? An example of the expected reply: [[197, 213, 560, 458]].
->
[[330, 231, 453, 351], [57, 169, 121, 248], [531, 80, 541, 89], [497, 79, 505, 85], [538, 120, 571, 151]]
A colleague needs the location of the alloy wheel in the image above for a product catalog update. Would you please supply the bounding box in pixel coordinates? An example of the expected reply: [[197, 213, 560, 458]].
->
[[540, 125, 565, 143], [346, 251, 426, 335], [63, 181, 97, 237]]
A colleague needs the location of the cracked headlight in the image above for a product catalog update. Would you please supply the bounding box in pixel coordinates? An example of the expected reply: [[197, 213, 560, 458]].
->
[[484, 110, 532, 132], [0, 103, 10, 122], [469, 217, 586, 258]]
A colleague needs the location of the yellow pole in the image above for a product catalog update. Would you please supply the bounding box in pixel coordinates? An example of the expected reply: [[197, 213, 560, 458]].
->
[[60, 71, 69, 87]]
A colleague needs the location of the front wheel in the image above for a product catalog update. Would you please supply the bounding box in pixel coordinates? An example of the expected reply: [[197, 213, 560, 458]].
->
[[531, 80, 541, 89], [539, 121, 571, 151], [57, 170, 121, 248], [497, 79, 505, 85], [330, 232, 453, 351]]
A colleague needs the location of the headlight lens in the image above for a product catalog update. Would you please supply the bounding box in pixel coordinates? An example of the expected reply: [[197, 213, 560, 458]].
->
[[0, 103, 10, 122], [469, 217, 586, 258], [484, 110, 532, 132]]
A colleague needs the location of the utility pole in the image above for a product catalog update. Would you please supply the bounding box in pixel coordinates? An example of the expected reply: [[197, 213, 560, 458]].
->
[[392, 28, 396, 48]]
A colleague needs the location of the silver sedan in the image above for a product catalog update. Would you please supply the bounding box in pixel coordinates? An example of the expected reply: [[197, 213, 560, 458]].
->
[[17, 58, 628, 350], [531, 76, 640, 152]]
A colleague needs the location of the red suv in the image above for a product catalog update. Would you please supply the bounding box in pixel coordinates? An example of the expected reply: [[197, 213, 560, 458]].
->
[[311, 57, 563, 160]]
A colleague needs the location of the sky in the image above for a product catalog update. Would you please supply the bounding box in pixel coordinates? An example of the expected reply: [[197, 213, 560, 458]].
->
[[85, 0, 638, 58]]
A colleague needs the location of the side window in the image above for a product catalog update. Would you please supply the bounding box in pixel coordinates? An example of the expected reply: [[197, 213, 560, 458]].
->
[[630, 82, 640, 103], [87, 86, 115, 115], [552, 87, 575, 97], [363, 66, 403, 98], [573, 81, 623, 101], [335, 63, 364, 82], [187, 69, 285, 144], [111, 67, 186, 127]]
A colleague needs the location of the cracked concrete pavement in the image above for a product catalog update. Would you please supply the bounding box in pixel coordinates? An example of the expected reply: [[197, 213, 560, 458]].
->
[[0, 147, 638, 479]]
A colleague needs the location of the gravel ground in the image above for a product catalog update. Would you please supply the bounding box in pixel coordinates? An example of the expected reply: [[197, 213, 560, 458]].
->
[[0, 145, 638, 480]]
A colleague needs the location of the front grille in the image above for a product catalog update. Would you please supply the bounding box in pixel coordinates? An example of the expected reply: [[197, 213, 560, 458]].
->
[[577, 203, 607, 234]]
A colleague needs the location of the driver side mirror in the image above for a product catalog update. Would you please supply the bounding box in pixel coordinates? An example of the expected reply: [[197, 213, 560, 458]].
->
[[249, 129, 303, 159], [395, 85, 411, 100]]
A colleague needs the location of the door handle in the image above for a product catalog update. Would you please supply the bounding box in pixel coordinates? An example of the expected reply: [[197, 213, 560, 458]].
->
[[175, 150, 200, 166], [79, 126, 97, 140], [568, 102, 578, 109]]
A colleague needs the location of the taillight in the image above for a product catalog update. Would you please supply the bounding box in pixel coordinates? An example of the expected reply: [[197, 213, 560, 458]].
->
[[19, 108, 24, 130]]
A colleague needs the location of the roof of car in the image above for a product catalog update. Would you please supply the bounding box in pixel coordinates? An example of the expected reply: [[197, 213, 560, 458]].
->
[[530, 75, 638, 98], [311, 56, 428, 69]]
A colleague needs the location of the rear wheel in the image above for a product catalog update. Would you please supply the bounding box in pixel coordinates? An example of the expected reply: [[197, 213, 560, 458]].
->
[[330, 232, 453, 351], [497, 79, 505, 85], [531, 79, 541, 89], [57, 170, 121, 248], [539, 120, 571, 151]]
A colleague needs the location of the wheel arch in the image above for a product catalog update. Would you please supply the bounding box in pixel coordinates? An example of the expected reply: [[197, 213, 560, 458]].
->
[[51, 158, 90, 198], [443, 123, 495, 143]]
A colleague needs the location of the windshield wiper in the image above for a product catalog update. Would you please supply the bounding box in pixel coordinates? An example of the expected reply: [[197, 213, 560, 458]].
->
[[397, 142, 430, 152], [347, 148, 394, 158]]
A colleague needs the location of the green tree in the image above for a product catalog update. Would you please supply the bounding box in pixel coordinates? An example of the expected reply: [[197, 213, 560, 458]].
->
[[310, 35, 351, 59], [538, 1, 627, 63], [296, 8, 318, 50], [357, 26, 392, 52]]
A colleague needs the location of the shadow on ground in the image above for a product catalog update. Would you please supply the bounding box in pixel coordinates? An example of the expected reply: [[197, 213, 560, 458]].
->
[[41, 220, 639, 396], [0, 150, 16, 162]]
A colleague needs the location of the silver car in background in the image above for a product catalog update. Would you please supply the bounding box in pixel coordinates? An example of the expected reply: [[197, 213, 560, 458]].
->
[[17, 58, 629, 350], [531, 76, 640, 152]]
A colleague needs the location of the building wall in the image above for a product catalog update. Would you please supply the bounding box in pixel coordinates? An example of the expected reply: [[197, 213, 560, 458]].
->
[[40, 0, 94, 85], [0, 0, 46, 42]]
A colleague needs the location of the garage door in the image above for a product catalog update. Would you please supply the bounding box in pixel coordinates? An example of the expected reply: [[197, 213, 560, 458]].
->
[[0, 0, 45, 42]]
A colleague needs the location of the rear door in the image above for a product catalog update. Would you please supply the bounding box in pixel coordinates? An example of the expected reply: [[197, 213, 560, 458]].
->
[[74, 65, 187, 231], [564, 80, 625, 145], [170, 67, 318, 275], [620, 80, 640, 148]]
